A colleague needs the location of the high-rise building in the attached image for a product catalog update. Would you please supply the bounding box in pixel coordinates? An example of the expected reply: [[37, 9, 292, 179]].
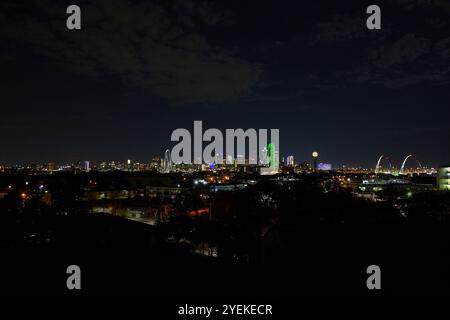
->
[[260, 147, 268, 165], [150, 157, 161, 170], [215, 153, 222, 164], [287, 155, 294, 166], [437, 166, 450, 190], [47, 162, 56, 172], [226, 155, 233, 165], [84, 161, 90, 172], [260, 143, 279, 175]]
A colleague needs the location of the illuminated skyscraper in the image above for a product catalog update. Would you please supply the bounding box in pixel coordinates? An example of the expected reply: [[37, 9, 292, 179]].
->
[[84, 160, 90, 172], [260, 147, 268, 165], [287, 155, 294, 166], [215, 153, 221, 164], [268, 143, 277, 170], [438, 166, 450, 190], [261, 143, 279, 175], [47, 162, 55, 172]]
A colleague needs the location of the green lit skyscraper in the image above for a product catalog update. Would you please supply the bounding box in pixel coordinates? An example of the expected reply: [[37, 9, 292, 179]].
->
[[261, 143, 279, 175]]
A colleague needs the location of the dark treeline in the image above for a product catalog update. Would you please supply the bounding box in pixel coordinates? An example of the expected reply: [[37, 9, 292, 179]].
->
[[1, 173, 450, 296]]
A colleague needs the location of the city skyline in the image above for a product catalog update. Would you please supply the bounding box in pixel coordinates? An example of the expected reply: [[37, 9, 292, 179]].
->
[[0, 148, 444, 170]]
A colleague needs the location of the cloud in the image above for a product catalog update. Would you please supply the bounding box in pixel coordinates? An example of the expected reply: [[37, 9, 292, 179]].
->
[[302, 0, 450, 91], [312, 14, 367, 44], [309, 16, 449, 89], [0, 0, 260, 105], [383, 72, 448, 88], [435, 37, 450, 59], [389, 0, 450, 13], [370, 34, 431, 69], [356, 33, 450, 87]]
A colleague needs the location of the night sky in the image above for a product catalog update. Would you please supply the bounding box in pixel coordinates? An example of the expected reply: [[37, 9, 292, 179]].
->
[[1, 0, 449, 168]]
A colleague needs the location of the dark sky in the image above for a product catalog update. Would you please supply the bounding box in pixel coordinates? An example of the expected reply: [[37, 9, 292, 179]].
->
[[1, 0, 449, 168]]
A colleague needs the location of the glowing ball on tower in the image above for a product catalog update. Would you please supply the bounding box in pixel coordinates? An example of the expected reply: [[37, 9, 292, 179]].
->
[[312, 151, 319, 172]]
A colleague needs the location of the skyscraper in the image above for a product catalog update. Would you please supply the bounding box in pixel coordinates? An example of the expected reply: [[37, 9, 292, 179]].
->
[[260, 147, 268, 165], [260, 143, 279, 175], [438, 166, 450, 190], [226, 155, 233, 165], [287, 156, 294, 166], [47, 162, 56, 172], [84, 160, 90, 172]]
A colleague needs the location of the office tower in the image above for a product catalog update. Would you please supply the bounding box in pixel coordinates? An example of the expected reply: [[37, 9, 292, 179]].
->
[[438, 166, 450, 190], [84, 160, 90, 172], [287, 155, 294, 166]]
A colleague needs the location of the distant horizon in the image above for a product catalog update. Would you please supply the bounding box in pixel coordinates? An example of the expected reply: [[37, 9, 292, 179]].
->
[[0, 156, 445, 170]]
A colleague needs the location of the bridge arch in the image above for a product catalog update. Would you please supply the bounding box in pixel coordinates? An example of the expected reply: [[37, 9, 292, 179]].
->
[[163, 149, 172, 173], [375, 155, 392, 173], [400, 154, 422, 173]]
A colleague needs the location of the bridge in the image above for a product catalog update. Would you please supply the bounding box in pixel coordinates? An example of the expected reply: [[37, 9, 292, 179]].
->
[[375, 154, 423, 174]]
